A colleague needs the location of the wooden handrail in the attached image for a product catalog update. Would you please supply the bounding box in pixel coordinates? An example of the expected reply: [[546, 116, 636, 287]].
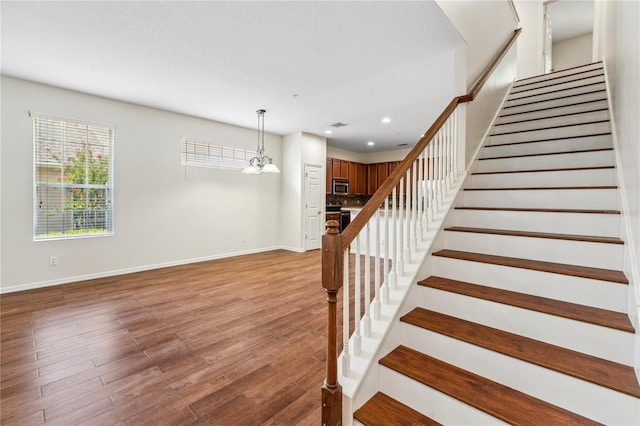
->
[[343, 27, 522, 250], [321, 27, 521, 426]]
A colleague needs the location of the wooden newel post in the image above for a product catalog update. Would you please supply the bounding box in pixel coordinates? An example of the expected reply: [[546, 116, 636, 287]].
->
[[321, 219, 343, 426]]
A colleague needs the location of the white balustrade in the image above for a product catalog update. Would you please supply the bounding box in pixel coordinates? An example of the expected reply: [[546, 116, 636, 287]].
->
[[339, 106, 461, 377]]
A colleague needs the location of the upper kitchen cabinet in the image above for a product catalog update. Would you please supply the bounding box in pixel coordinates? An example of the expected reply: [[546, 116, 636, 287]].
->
[[326, 158, 332, 194], [332, 159, 349, 180]]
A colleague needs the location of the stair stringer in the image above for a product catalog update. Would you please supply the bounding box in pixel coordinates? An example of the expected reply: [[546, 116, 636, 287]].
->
[[341, 176, 467, 426], [601, 58, 640, 381]]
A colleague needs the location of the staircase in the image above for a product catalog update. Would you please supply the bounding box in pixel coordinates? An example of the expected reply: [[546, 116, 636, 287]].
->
[[353, 62, 640, 425]]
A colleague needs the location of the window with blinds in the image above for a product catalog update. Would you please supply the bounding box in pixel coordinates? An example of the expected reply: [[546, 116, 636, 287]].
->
[[32, 112, 114, 239], [181, 137, 254, 170]]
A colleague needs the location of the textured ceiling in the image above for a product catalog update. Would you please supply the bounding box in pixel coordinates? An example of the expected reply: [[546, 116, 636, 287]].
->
[[1, 1, 463, 153]]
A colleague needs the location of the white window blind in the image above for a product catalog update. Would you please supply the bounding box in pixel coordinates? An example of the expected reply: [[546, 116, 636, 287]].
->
[[32, 112, 114, 239], [181, 137, 253, 171]]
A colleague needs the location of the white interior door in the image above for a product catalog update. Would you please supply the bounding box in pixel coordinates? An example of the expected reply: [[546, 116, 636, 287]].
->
[[304, 164, 322, 250]]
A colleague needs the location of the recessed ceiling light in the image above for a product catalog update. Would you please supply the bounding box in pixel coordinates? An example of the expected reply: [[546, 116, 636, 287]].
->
[[324, 130, 332, 135], [381, 117, 391, 124], [367, 141, 375, 146]]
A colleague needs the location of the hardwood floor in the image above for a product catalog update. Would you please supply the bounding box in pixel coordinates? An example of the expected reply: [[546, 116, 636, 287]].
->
[[1, 249, 333, 425]]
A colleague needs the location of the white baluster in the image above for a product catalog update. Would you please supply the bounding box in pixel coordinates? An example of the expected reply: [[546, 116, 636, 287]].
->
[[453, 107, 459, 177], [363, 222, 371, 337], [390, 187, 398, 288], [341, 250, 349, 375], [418, 149, 425, 238], [398, 178, 405, 276], [404, 169, 411, 264], [373, 210, 380, 320], [413, 163, 417, 246], [354, 235, 361, 356], [438, 132, 444, 208], [382, 197, 389, 304], [446, 117, 452, 190], [428, 140, 434, 221]]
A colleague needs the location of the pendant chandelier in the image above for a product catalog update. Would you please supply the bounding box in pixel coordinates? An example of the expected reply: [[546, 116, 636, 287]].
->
[[242, 109, 280, 174]]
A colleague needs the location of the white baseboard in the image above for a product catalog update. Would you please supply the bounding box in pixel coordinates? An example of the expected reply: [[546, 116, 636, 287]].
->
[[0, 246, 280, 294], [279, 245, 306, 253]]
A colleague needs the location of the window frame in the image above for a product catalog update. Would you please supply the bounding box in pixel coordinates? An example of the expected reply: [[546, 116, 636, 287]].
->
[[32, 111, 115, 241]]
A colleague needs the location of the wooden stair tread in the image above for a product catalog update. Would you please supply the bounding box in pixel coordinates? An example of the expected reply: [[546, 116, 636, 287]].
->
[[514, 63, 602, 86], [444, 226, 624, 245], [504, 81, 606, 103], [354, 392, 442, 426], [401, 308, 640, 398], [494, 108, 608, 127], [455, 206, 620, 215], [419, 276, 634, 333], [380, 345, 601, 425], [432, 249, 628, 284], [498, 98, 609, 119], [485, 131, 611, 148], [473, 166, 615, 175], [491, 120, 610, 137], [479, 147, 612, 160], [464, 185, 616, 191], [510, 74, 604, 95], [503, 88, 606, 110]]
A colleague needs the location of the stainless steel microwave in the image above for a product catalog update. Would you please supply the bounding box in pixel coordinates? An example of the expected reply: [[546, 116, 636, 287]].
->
[[332, 179, 349, 195]]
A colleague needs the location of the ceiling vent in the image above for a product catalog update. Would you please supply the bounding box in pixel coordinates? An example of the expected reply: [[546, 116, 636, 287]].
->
[[329, 122, 349, 128]]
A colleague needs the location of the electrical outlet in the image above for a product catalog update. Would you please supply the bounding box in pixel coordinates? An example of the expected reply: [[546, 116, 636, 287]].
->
[[241, 236, 247, 243], [49, 256, 58, 266]]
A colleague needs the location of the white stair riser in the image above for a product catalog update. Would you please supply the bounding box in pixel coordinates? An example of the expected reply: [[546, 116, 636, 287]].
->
[[483, 134, 612, 157], [476, 150, 615, 172], [501, 90, 607, 115], [431, 256, 628, 312], [412, 286, 634, 366], [493, 110, 609, 134], [495, 99, 609, 124], [379, 366, 508, 425], [489, 121, 611, 145], [444, 231, 623, 270], [508, 75, 605, 101], [512, 69, 604, 93], [470, 168, 616, 188], [453, 209, 620, 238], [504, 83, 606, 107], [513, 64, 603, 87], [401, 323, 639, 425], [462, 188, 618, 210]]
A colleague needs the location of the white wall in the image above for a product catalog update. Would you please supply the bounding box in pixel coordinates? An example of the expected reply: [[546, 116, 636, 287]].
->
[[553, 33, 593, 71], [465, 45, 518, 167], [0, 77, 282, 292], [436, 0, 518, 89], [514, 0, 544, 79], [280, 132, 326, 252]]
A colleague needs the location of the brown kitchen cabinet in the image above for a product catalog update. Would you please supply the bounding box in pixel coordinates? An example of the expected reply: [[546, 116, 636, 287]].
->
[[367, 164, 378, 195], [376, 163, 389, 187], [348, 162, 358, 195], [356, 163, 366, 195], [326, 158, 332, 194], [331, 158, 349, 180]]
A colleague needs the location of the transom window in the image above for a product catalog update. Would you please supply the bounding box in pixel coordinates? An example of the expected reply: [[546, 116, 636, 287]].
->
[[180, 137, 254, 171], [32, 112, 114, 239]]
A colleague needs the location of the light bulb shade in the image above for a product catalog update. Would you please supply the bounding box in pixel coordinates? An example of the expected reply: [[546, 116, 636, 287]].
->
[[261, 163, 280, 173], [242, 164, 260, 174]]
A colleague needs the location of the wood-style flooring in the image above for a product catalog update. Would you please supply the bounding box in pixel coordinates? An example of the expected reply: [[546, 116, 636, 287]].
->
[[1, 249, 335, 425]]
